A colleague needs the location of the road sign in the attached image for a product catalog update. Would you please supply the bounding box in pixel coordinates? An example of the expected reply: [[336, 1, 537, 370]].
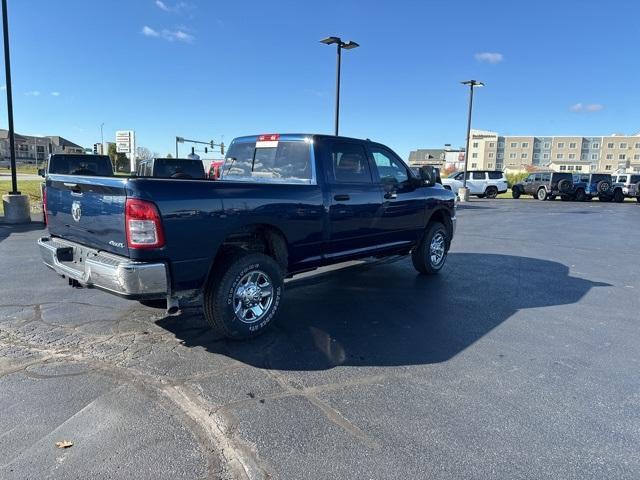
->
[[116, 130, 134, 153]]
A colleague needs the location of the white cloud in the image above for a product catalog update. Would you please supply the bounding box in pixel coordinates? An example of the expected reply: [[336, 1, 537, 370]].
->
[[142, 25, 159, 37], [155, 0, 170, 11], [474, 52, 504, 64], [570, 103, 603, 113], [143, 24, 194, 42], [24, 90, 40, 96], [50, 91, 60, 97]]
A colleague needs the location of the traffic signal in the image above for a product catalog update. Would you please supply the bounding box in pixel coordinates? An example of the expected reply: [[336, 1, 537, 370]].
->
[[204, 147, 208, 154], [93, 144, 98, 154], [220, 142, 225, 155]]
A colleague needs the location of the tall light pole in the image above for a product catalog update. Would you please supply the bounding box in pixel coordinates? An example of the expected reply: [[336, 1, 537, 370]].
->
[[460, 80, 484, 198], [2, 0, 18, 194], [320, 36, 359, 136], [100, 123, 104, 146]]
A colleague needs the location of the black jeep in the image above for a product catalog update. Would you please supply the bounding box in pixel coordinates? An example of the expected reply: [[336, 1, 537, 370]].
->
[[512, 171, 574, 201]]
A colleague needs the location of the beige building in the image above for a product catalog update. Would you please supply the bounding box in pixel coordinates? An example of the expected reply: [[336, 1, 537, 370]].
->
[[417, 130, 640, 173]]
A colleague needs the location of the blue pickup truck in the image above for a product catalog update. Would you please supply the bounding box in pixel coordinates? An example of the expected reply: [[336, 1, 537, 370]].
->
[[38, 134, 456, 339]]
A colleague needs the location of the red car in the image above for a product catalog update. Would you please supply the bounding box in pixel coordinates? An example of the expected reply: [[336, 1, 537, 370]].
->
[[208, 160, 224, 180]]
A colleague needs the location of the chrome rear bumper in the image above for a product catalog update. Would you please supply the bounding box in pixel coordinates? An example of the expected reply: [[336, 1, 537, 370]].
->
[[38, 236, 168, 298]]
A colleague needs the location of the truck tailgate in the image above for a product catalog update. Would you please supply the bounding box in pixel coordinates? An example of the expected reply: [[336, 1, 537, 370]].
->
[[45, 174, 130, 256]]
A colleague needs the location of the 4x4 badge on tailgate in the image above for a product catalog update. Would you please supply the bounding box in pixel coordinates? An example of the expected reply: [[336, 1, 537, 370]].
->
[[71, 201, 81, 222]]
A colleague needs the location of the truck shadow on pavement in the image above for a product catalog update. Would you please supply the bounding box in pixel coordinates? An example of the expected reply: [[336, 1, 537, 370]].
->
[[0, 222, 45, 243], [157, 253, 610, 370]]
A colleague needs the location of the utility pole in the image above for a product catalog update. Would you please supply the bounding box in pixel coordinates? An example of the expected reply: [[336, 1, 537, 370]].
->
[[2, 0, 18, 194], [459, 80, 485, 201]]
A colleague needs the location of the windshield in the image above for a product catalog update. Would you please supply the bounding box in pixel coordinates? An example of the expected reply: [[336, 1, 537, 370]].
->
[[152, 159, 205, 178], [48, 154, 113, 176], [222, 140, 313, 184]]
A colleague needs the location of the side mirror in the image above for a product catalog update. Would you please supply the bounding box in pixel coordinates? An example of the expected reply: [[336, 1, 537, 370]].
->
[[418, 166, 437, 187], [38, 168, 45, 177]]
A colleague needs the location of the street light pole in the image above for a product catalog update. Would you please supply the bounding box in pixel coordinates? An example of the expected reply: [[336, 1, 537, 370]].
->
[[100, 123, 104, 147], [320, 36, 359, 137], [2, 0, 19, 194], [460, 80, 484, 195]]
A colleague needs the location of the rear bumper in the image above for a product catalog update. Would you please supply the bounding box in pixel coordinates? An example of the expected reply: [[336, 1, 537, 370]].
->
[[38, 236, 169, 298]]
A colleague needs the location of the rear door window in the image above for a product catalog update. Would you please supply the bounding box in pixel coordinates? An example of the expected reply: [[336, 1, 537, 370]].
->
[[329, 143, 372, 184], [222, 140, 313, 184], [488, 171, 503, 179], [472, 171, 485, 180]]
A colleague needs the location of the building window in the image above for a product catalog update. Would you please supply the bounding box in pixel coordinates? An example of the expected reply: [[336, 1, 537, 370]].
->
[[534, 153, 540, 159], [497, 153, 503, 159], [576, 166, 583, 171], [534, 142, 540, 148], [489, 142, 495, 147], [471, 163, 477, 168], [635, 143, 640, 149], [509, 153, 517, 159], [634, 154, 640, 160], [498, 142, 504, 148], [607, 142, 614, 148], [620, 143, 627, 149], [559, 165, 567, 171], [487, 163, 493, 168], [521, 153, 528, 159], [472, 142, 479, 148], [557, 153, 564, 159], [606, 154, 613, 160], [592, 142, 599, 149], [544, 142, 550, 148], [591, 153, 598, 160], [557, 142, 565, 148], [488, 152, 494, 158], [510, 142, 517, 148], [472, 153, 478, 158], [605, 165, 612, 170], [569, 142, 577, 148], [522, 142, 529, 148], [543, 153, 550, 159], [568, 153, 576, 159], [619, 154, 626, 160], [581, 154, 587, 160]]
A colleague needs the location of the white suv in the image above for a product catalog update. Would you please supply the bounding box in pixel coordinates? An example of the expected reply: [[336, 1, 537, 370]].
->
[[610, 174, 640, 202], [442, 170, 508, 199]]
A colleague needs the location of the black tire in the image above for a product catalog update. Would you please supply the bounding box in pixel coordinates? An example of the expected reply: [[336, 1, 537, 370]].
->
[[575, 188, 586, 202], [557, 179, 572, 194], [599, 195, 612, 202], [512, 187, 521, 199], [411, 222, 448, 275], [485, 186, 498, 199], [203, 252, 283, 340], [560, 195, 571, 202], [139, 299, 167, 309], [613, 189, 624, 203], [548, 195, 556, 201], [537, 187, 548, 201], [476, 194, 486, 199], [637, 197, 640, 203]]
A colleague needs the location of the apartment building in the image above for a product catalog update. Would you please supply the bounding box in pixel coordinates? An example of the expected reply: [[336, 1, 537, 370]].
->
[[410, 130, 640, 173], [0, 129, 84, 166]]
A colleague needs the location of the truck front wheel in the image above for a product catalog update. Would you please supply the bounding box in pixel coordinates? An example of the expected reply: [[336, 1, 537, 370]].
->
[[412, 222, 448, 275], [203, 252, 283, 339]]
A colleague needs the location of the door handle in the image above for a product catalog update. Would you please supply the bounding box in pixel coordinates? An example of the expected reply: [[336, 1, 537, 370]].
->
[[384, 192, 397, 200], [334, 194, 350, 201]]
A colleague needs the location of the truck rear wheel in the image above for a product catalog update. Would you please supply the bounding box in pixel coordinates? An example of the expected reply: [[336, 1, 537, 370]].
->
[[412, 222, 448, 275], [203, 252, 283, 340], [512, 187, 521, 199]]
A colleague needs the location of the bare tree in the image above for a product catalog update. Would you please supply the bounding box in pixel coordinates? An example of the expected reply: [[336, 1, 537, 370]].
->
[[136, 146, 154, 161]]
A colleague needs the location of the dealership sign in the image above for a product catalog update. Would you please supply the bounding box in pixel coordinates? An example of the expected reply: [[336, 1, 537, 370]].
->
[[116, 130, 135, 153]]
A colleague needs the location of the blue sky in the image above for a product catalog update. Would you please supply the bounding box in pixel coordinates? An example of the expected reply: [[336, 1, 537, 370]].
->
[[1, 0, 639, 160]]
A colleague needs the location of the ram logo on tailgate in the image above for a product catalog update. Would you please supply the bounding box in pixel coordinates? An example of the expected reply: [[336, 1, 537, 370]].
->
[[71, 201, 82, 222]]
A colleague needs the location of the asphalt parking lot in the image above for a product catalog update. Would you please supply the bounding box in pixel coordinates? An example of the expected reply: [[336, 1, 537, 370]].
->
[[1, 199, 639, 479]]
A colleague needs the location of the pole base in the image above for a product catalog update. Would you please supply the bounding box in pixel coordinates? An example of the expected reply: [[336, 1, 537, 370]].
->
[[2, 193, 31, 224], [457, 187, 471, 202]]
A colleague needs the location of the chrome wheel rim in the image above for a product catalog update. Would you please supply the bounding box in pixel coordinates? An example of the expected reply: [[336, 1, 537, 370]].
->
[[429, 232, 446, 266], [233, 270, 274, 324]]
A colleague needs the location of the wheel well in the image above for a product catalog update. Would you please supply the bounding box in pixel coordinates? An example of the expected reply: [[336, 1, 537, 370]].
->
[[427, 209, 453, 240], [209, 224, 289, 281]]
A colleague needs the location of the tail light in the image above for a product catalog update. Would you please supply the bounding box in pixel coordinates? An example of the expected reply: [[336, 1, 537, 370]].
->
[[125, 198, 165, 249]]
